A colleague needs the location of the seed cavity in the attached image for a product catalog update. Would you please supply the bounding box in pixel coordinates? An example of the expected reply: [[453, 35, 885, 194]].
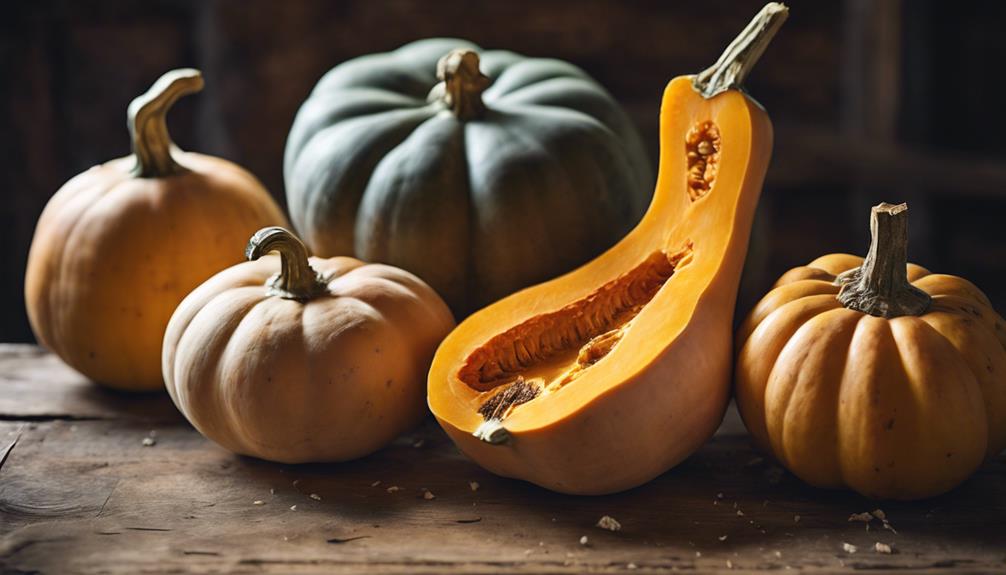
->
[[686, 121, 720, 201], [460, 242, 695, 412]]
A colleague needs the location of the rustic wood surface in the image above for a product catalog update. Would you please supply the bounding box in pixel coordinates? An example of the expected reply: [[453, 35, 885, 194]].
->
[[1, 344, 1004, 574]]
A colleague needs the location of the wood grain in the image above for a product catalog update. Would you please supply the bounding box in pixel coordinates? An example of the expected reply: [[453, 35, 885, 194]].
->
[[1, 344, 1004, 574]]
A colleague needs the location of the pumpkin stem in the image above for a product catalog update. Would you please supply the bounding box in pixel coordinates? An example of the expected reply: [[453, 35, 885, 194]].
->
[[435, 49, 490, 120], [127, 68, 203, 178], [836, 203, 931, 318], [693, 3, 789, 99], [246, 227, 329, 301]]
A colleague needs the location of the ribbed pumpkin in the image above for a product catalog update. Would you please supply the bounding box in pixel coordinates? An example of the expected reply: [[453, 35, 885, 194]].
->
[[736, 203, 1006, 499], [25, 69, 288, 391], [162, 227, 454, 463], [284, 38, 652, 316]]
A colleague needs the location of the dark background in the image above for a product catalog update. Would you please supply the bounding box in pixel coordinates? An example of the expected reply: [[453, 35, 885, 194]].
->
[[3, 0, 1005, 343]]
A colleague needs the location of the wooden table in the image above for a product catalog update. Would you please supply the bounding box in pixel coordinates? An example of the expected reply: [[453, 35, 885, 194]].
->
[[1, 344, 1004, 574]]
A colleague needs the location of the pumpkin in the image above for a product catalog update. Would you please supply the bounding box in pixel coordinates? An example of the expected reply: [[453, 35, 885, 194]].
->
[[162, 227, 455, 463], [284, 38, 653, 316], [24, 69, 288, 391], [427, 4, 787, 494], [736, 202, 1006, 500]]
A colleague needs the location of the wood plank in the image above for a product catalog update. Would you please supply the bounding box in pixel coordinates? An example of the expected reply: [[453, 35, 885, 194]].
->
[[1, 345, 1005, 574]]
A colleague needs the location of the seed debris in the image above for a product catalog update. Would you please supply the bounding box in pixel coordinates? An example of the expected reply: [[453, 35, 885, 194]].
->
[[726, 559, 734, 569], [423, 490, 435, 500], [718, 535, 728, 542], [469, 481, 480, 492], [875, 542, 894, 554], [371, 481, 381, 487], [309, 493, 322, 501], [386, 486, 400, 493], [596, 515, 621, 532], [842, 542, 857, 554], [794, 515, 801, 523], [289, 505, 297, 511], [252, 500, 265, 506], [579, 535, 589, 546], [141, 436, 156, 447]]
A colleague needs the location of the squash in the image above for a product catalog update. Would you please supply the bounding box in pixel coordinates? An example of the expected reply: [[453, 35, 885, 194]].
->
[[427, 4, 787, 494], [162, 227, 454, 463], [736, 202, 1006, 500], [284, 38, 653, 316], [25, 69, 288, 391]]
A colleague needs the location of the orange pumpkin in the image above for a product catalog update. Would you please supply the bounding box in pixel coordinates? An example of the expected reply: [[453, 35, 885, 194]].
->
[[736, 203, 1006, 499], [25, 69, 287, 391], [428, 3, 787, 494], [162, 227, 454, 463]]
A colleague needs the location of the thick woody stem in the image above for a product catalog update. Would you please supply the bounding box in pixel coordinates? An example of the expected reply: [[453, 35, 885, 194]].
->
[[436, 49, 490, 120], [836, 203, 932, 318]]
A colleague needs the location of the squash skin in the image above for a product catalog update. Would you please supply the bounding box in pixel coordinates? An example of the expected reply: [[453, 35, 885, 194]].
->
[[162, 252, 455, 463], [25, 153, 287, 391], [284, 38, 653, 316], [428, 76, 774, 495], [735, 254, 1006, 500]]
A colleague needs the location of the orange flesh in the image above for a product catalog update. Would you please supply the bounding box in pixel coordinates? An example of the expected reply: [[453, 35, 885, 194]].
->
[[462, 244, 695, 416]]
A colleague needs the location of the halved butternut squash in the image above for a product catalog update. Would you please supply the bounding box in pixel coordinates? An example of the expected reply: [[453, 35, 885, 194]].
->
[[428, 3, 787, 494]]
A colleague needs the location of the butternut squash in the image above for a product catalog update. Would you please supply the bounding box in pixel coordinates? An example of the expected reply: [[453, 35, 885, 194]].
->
[[428, 3, 787, 494]]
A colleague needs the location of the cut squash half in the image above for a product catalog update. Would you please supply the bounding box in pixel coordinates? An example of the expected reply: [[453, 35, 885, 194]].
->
[[428, 3, 786, 494]]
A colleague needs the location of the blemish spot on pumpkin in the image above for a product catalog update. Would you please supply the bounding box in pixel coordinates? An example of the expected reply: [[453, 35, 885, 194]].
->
[[686, 121, 720, 201], [460, 242, 694, 402]]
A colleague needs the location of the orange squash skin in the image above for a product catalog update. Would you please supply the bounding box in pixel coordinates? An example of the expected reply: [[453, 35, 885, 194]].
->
[[162, 250, 455, 463], [735, 254, 1006, 500], [25, 153, 287, 391], [428, 76, 774, 495]]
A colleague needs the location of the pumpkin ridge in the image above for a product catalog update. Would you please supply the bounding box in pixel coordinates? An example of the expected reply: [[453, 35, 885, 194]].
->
[[772, 307, 856, 480], [833, 313, 897, 493], [39, 173, 116, 361], [915, 310, 1006, 457], [51, 171, 136, 371], [284, 88, 429, 172], [291, 107, 436, 255], [886, 316, 988, 496], [172, 286, 269, 446]]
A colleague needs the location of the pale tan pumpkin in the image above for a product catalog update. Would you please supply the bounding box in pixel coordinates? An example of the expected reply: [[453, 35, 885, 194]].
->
[[736, 203, 1006, 500], [25, 69, 288, 391], [162, 227, 455, 463]]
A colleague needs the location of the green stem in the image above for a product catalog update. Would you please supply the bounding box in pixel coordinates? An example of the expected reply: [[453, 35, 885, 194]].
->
[[127, 68, 203, 178], [836, 203, 932, 318], [246, 227, 328, 301], [692, 3, 789, 98]]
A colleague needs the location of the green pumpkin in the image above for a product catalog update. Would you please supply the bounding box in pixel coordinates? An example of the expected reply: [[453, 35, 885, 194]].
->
[[284, 38, 652, 315]]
